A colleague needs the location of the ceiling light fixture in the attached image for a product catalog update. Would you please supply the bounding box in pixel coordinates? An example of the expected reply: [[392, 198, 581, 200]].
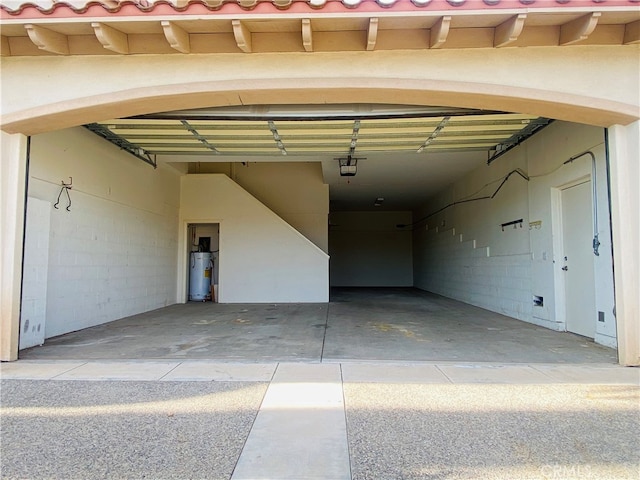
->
[[374, 197, 384, 207]]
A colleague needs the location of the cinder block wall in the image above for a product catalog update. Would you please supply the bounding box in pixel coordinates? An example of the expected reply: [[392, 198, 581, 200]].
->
[[414, 231, 533, 322], [26, 127, 180, 339], [329, 211, 413, 287], [413, 121, 617, 348]]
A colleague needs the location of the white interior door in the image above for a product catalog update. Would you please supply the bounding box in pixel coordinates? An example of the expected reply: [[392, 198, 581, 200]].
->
[[561, 181, 596, 338]]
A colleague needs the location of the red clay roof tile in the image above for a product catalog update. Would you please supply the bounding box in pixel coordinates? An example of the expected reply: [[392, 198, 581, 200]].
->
[[1, 0, 638, 16]]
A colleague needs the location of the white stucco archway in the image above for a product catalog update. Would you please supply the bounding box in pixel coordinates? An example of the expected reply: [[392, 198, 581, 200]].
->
[[1, 46, 638, 364], [1, 46, 639, 134]]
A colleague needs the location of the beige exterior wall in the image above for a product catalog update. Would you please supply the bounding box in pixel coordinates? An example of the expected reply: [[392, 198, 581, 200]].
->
[[1, 46, 638, 135], [0, 132, 27, 361], [608, 120, 640, 366]]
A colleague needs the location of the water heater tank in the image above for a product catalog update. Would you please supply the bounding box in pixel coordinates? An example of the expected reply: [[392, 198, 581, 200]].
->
[[189, 252, 213, 301]]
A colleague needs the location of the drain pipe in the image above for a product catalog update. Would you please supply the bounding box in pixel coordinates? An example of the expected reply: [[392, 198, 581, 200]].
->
[[563, 150, 600, 256]]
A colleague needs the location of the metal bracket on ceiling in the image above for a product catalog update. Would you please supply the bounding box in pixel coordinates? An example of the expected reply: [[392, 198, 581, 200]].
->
[[335, 120, 365, 176], [349, 120, 361, 157], [268, 120, 287, 155], [181, 120, 220, 154], [84, 123, 157, 168], [487, 118, 554, 165], [417, 116, 450, 153]]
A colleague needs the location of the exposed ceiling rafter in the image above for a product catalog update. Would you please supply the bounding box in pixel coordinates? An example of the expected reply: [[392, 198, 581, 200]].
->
[[24, 23, 68, 54], [92, 22, 128, 54], [3, 7, 638, 58], [559, 12, 601, 45], [430, 16, 451, 48], [494, 13, 527, 47], [162, 20, 190, 53]]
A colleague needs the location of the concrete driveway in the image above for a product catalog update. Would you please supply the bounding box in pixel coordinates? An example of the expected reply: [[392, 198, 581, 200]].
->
[[1, 361, 639, 480]]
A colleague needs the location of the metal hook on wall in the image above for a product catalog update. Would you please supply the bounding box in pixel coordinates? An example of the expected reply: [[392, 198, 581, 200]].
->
[[54, 177, 73, 212]]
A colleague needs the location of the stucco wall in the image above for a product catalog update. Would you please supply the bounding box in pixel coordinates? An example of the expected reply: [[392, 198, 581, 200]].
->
[[27, 127, 180, 339], [0, 132, 27, 360], [179, 174, 329, 303], [413, 121, 617, 348], [329, 211, 413, 287], [2, 46, 638, 135], [608, 120, 640, 365]]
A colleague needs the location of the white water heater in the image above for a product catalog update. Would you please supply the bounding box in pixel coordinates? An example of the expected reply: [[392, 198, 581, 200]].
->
[[189, 252, 213, 301]]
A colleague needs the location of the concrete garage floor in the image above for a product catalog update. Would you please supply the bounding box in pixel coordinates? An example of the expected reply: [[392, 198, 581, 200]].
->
[[20, 288, 616, 364], [4, 290, 637, 480]]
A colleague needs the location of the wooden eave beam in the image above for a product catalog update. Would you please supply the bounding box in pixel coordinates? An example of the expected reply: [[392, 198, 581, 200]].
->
[[1, 35, 10, 57], [623, 20, 640, 45], [494, 13, 527, 48], [92, 22, 129, 54], [161, 21, 190, 53], [367, 18, 379, 51], [232, 20, 252, 53], [302, 18, 313, 52], [24, 24, 69, 55], [559, 12, 601, 46], [430, 16, 451, 49]]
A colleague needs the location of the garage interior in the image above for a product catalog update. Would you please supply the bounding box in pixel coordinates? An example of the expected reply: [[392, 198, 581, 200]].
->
[[18, 103, 618, 363]]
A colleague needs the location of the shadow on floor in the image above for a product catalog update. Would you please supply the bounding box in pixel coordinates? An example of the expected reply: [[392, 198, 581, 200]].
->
[[20, 288, 617, 364]]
